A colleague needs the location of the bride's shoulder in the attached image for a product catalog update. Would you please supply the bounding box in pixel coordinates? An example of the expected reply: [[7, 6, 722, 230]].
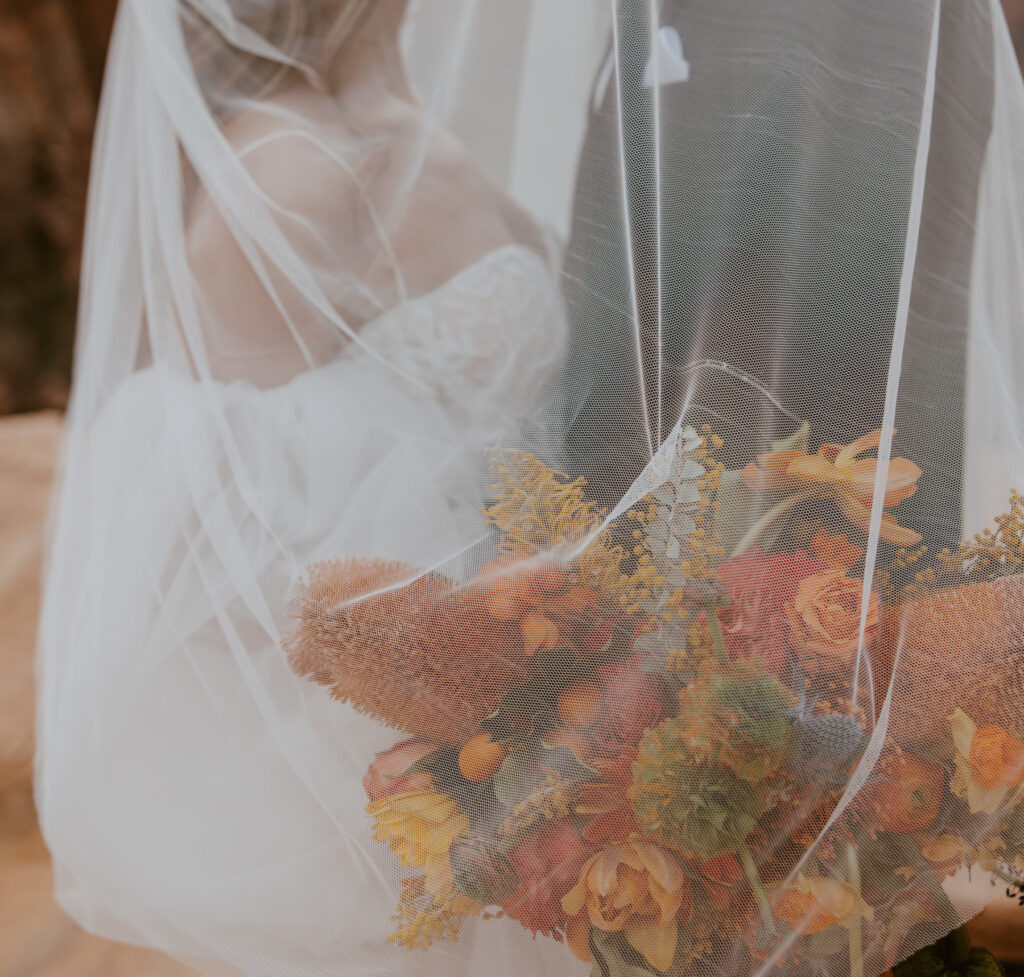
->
[[212, 89, 379, 221]]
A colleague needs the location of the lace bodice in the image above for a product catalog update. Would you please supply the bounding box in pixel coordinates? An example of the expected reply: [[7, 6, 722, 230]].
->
[[355, 244, 567, 424]]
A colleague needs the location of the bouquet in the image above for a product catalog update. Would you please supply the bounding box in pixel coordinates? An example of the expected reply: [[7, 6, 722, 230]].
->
[[286, 423, 1024, 977]]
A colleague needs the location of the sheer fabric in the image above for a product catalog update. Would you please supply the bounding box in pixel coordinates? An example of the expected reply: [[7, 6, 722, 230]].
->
[[37, 2, 1024, 976]]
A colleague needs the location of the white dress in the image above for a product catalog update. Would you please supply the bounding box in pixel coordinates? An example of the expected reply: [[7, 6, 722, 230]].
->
[[36, 244, 584, 977]]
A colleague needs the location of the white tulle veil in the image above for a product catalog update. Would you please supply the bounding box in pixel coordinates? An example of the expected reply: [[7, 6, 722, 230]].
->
[[36, 2, 1024, 976]]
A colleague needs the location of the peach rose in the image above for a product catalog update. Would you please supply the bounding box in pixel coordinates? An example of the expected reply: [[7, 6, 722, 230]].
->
[[970, 723, 1024, 789], [950, 708, 1024, 814], [786, 570, 878, 665], [363, 738, 435, 801], [562, 840, 692, 971]]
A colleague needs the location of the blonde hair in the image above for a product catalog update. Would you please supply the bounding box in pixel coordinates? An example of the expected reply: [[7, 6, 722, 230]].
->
[[184, 0, 376, 106]]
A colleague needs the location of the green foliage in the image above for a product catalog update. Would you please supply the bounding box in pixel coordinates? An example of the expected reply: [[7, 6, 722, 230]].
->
[[677, 662, 794, 783], [893, 928, 1003, 977], [711, 422, 810, 556], [630, 718, 763, 856], [492, 739, 594, 808]]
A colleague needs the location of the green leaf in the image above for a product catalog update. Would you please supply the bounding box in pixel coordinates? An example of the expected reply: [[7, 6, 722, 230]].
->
[[493, 743, 540, 807], [892, 928, 1004, 977], [589, 929, 661, 977], [492, 738, 596, 808], [964, 948, 1004, 977], [405, 746, 452, 776], [539, 741, 598, 781]]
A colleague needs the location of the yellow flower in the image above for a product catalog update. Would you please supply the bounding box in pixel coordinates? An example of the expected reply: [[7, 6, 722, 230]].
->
[[975, 835, 1007, 872], [368, 789, 470, 898], [921, 831, 966, 868], [950, 708, 1024, 814], [772, 875, 873, 935], [743, 430, 922, 546], [562, 840, 692, 972]]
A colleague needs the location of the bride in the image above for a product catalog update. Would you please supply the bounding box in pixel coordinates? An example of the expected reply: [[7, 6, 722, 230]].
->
[[36, 1, 575, 974]]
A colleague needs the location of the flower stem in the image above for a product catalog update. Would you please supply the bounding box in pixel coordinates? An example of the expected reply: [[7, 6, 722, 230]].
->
[[738, 841, 776, 938], [730, 487, 820, 559], [705, 605, 728, 666], [847, 843, 864, 977]]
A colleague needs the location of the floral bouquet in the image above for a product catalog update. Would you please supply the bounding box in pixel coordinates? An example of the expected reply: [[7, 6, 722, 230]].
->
[[286, 424, 1024, 977]]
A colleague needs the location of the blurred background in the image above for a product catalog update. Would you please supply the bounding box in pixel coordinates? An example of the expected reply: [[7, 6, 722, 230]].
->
[[1, 1, 1023, 974]]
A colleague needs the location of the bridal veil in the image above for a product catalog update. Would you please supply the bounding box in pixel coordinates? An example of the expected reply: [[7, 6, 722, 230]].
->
[[37, 2, 1024, 976]]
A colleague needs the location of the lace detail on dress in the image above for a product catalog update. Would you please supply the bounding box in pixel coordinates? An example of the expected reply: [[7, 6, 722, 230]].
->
[[356, 245, 567, 425]]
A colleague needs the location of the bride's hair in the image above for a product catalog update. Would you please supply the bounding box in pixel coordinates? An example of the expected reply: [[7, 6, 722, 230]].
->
[[184, 0, 376, 106]]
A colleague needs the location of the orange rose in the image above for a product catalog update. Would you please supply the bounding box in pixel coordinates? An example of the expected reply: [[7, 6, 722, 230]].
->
[[773, 875, 873, 935], [867, 753, 944, 833], [786, 570, 879, 665], [562, 840, 692, 971], [951, 708, 1024, 814], [970, 724, 1024, 789]]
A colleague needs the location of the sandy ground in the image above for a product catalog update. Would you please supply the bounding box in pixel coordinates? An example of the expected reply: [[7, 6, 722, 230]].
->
[[0, 411, 1019, 975]]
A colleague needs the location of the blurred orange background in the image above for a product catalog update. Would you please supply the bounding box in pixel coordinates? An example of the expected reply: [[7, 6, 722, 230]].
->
[[1, 2, 1022, 975]]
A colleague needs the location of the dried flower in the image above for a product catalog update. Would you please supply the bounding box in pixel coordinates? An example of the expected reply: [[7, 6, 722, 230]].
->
[[630, 718, 764, 857], [388, 875, 479, 950], [716, 546, 827, 674], [286, 559, 532, 745], [863, 751, 944, 833], [873, 574, 1024, 743], [498, 774, 573, 845], [699, 855, 745, 910], [586, 655, 666, 758], [502, 820, 591, 937], [368, 788, 469, 898], [562, 840, 693, 971], [484, 450, 629, 599], [810, 528, 865, 571], [575, 757, 638, 844], [449, 835, 520, 905]]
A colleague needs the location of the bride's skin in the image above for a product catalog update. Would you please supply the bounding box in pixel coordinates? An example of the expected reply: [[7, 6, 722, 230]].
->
[[186, 0, 547, 386]]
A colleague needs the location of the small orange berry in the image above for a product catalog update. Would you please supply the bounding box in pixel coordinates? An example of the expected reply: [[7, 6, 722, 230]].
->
[[484, 590, 521, 621], [557, 679, 603, 728], [458, 734, 506, 782]]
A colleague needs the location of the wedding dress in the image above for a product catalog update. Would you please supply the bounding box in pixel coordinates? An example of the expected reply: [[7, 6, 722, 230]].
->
[[39, 241, 573, 976]]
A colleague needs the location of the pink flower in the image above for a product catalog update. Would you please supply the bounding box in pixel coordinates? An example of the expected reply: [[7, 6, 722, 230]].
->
[[502, 820, 591, 938], [363, 738, 436, 802], [716, 547, 827, 674], [587, 655, 665, 758]]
